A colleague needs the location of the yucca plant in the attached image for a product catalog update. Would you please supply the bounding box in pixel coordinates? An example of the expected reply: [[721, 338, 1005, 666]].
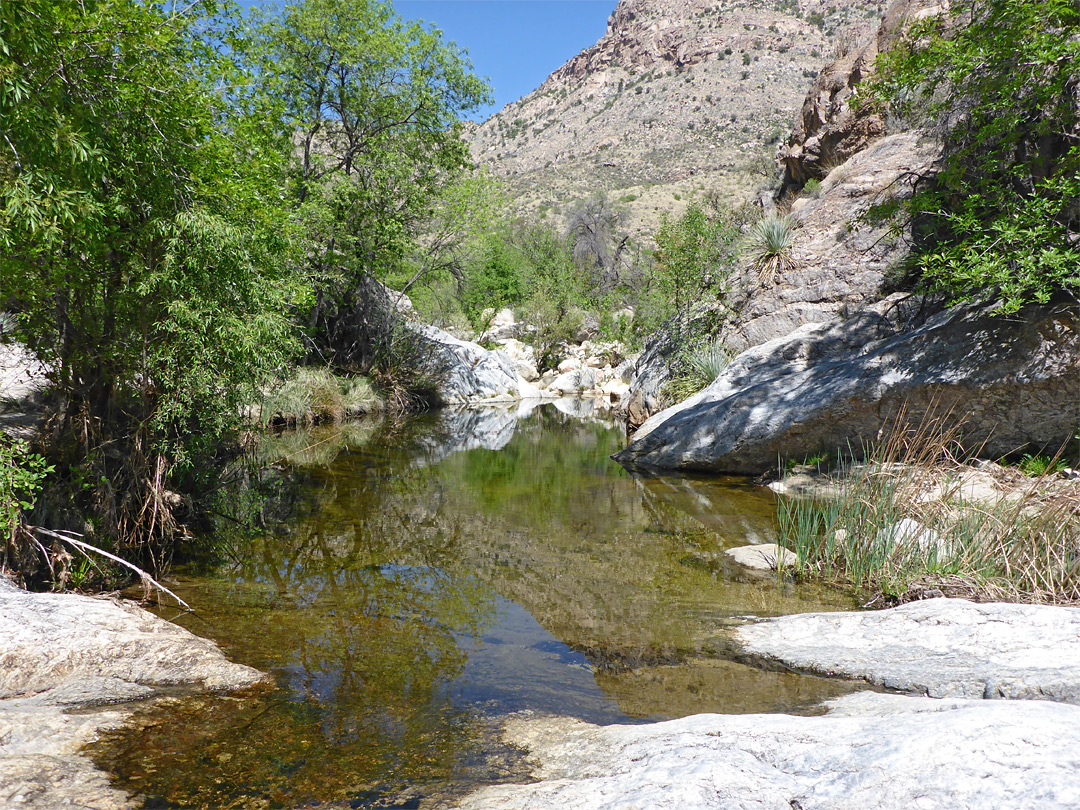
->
[[663, 340, 732, 403], [746, 214, 797, 285]]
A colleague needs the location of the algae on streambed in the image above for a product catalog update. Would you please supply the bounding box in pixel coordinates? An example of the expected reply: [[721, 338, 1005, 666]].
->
[[91, 405, 861, 810]]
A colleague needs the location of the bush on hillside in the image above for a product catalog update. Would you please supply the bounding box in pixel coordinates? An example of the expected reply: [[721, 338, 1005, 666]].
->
[[870, 0, 1080, 312]]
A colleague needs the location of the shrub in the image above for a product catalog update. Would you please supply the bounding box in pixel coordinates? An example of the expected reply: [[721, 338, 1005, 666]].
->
[[745, 214, 797, 285], [260, 368, 381, 426], [869, 0, 1080, 313], [664, 340, 732, 403]]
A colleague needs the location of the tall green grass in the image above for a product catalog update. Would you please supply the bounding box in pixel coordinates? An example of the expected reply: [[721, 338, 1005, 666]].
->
[[776, 419, 1080, 603]]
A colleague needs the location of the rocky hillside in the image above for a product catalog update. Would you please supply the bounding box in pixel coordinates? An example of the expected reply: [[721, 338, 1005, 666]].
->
[[466, 0, 885, 236]]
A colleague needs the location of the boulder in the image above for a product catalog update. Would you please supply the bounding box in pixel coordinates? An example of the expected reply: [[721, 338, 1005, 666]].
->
[[614, 300, 1080, 475], [410, 324, 540, 404], [736, 598, 1080, 702], [453, 691, 1080, 810], [546, 367, 598, 396], [482, 308, 519, 342], [0, 581, 270, 810], [724, 543, 797, 572]]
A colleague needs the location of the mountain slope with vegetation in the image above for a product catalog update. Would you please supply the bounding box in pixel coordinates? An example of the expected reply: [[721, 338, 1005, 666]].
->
[[466, 0, 885, 236]]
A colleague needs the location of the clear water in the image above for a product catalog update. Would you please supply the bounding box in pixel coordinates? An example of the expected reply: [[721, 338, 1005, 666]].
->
[[92, 402, 859, 809]]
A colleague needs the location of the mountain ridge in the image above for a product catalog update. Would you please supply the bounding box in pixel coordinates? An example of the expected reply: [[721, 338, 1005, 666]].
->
[[465, 0, 885, 236]]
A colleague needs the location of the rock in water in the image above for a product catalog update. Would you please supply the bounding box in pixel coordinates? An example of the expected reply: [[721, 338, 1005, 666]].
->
[[0, 581, 270, 810], [453, 691, 1080, 810], [736, 597, 1080, 702], [614, 301, 1080, 474], [0, 585, 268, 697]]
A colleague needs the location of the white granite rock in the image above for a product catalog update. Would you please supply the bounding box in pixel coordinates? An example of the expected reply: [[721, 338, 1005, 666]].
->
[[725, 543, 797, 571], [736, 598, 1080, 701], [455, 691, 1080, 810]]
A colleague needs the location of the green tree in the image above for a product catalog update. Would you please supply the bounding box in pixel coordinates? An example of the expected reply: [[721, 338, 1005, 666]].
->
[[244, 0, 491, 369], [870, 0, 1080, 312], [0, 0, 301, 571], [653, 202, 740, 321]]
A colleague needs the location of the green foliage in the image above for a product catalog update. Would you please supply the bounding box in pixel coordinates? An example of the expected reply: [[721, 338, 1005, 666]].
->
[[459, 230, 529, 327], [244, 0, 492, 366], [1018, 453, 1068, 478], [802, 178, 822, 198], [0, 0, 302, 561], [745, 214, 797, 284], [869, 0, 1080, 312], [653, 203, 740, 322], [0, 439, 52, 547], [514, 226, 589, 371]]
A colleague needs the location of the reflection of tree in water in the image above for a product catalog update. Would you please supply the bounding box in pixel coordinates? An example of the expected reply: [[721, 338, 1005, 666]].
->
[[98, 452, 500, 808], [98, 406, 850, 808]]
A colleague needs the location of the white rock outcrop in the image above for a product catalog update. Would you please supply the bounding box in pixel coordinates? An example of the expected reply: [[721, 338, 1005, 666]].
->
[[455, 691, 1080, 810], [0, 579, 269, 809], [411, 324, 540, 404], [736, 598, 1080, 702]]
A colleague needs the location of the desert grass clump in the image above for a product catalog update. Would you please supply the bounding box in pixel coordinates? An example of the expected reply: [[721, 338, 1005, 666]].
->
[[259, 368, 381, 427], [745, 214, 797, 286], [776, 413, 1080, 604], [663, 340, 732, 403]]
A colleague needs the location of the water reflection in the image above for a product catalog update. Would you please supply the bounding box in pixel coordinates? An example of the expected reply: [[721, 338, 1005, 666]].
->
[[94, 405, 858, 809]]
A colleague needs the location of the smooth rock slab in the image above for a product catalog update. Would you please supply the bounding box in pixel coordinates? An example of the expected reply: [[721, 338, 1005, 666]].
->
[[455, 692, 1080, 810], [736, 597, 1080, 701], [615, 301, 1080, 474], [0, 585, 269, 698], [0, 582, 270, 809]]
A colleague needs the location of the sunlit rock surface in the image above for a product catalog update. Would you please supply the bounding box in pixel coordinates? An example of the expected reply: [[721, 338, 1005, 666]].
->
[[737, 597, 1080, 702], [615, 301, 1080, 474], [455, 692, 1080, 810], [0, 578, 269, 809]]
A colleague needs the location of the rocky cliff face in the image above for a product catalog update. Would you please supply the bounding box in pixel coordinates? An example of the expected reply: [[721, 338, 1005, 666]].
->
[[466, 0, 885, 236], [617, 0, 1080, 469]]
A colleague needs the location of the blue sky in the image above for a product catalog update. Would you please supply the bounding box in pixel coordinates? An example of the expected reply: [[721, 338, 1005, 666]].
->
[[396, 1, 614, 121]]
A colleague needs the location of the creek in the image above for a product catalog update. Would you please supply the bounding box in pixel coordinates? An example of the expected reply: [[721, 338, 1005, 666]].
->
[[91, 402, 861, 809]]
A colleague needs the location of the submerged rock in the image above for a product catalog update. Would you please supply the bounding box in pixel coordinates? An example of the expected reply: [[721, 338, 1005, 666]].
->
[[724, 543, 797, 572], [614, 300, 1080, 475], [454, 691, 1080, 810], [736, 598, 1080, 702]]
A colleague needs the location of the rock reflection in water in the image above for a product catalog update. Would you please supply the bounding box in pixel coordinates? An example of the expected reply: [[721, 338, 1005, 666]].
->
[[94, 404, 858, 810]]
